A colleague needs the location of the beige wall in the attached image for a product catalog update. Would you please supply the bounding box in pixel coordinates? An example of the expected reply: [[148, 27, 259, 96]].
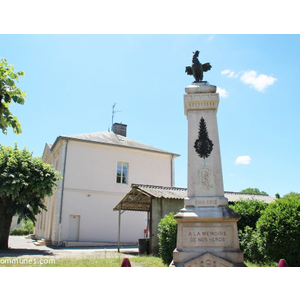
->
[[35, 138, 175, 245], [64, 141, 173, 189]]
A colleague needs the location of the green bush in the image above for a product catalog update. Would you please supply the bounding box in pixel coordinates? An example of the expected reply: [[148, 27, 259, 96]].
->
[[10, 220, 34, 236], [229, 198, 268, 232], [157, 212, 177, 266], [228, 198, 268, 264], [22, 220, 34, 234], [10, 228, 29, 236], [238, 226, 265, 263], [256, 193, 300, 266]]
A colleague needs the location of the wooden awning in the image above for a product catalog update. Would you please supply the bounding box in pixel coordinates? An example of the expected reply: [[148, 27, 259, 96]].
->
[[113, 184, 187, 212]]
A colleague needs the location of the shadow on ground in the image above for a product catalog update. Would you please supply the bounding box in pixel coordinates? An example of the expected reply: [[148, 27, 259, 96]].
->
[[0, 248, 54, 257]]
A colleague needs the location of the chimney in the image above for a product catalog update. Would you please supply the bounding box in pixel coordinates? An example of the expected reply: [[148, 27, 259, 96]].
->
[[112, 123, 127, 137]]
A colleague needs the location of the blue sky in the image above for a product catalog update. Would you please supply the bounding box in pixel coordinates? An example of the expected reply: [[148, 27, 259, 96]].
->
[[1, 34, 299, 198]]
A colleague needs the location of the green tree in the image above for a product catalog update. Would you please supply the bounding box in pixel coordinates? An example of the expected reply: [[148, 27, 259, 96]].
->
[[240, 187, 268, 195], [0, 144, 61, 250], [0, 58, 26, 134]]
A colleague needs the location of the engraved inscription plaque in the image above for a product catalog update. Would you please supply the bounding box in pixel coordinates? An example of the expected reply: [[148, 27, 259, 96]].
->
[[183, 226, 233, 248]]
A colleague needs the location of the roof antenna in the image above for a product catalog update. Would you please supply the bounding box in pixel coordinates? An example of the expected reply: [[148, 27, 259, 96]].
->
[[111, 103, 122, 131]]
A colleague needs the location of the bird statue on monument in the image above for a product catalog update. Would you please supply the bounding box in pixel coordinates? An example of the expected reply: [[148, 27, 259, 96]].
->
[[185, 50, 212, 82]]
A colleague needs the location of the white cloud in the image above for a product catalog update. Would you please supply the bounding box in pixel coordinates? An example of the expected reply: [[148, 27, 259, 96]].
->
[[240, 70, 277, 92], [228, 71, 237, 78], [221, 69, 231, 75], [208, 35, 215, 41], [221, 69, 239, 78], [235, 156, 251, 165], [221, 69, 277, 92], [216, 87, 228, 97]]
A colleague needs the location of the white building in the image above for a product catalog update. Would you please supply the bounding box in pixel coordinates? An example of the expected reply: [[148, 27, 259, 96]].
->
[[34, 124, 179, 246]]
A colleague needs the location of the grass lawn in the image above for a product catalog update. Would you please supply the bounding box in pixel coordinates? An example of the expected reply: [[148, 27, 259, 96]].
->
[[0, 255, 167, 267], [0, 254, 278, 267], [244, 260, 278, 267]]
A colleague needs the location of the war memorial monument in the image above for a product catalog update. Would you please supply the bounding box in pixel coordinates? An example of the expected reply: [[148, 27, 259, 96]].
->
[[171, 51, 246, 267]]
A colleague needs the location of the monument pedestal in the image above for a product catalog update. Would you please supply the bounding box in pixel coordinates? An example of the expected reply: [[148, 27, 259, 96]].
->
[[171, 82, 245, 267], [172, 206, 245, 267]]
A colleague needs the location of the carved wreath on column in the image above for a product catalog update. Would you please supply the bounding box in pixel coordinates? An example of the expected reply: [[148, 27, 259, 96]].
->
[[194, 117, 214, 159]]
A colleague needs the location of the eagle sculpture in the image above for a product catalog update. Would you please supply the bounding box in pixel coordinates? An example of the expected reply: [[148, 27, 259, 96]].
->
[[185, 50, 212, 82]]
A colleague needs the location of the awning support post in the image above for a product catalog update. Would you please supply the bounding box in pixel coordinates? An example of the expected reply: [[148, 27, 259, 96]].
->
[[117, 209, 124, 253]]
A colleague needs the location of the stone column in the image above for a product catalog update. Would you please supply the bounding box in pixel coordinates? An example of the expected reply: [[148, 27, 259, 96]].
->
[[171, 82, 245, 267]]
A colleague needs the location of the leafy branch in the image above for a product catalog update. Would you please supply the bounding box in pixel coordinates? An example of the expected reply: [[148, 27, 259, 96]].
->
[[0, 58, 26, 134]]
